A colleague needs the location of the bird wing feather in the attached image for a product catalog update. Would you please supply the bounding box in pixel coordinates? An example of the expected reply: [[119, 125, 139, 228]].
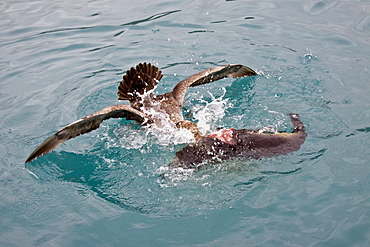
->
[[172, 64, 257, 105], [25, 104, 144, 163]]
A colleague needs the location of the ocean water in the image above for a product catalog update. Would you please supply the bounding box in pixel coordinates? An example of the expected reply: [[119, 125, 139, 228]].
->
[[1, 0, 370, 246]]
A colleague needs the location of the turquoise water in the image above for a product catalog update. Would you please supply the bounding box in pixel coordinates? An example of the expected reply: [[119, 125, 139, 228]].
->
[[1, 0, 370, 246]]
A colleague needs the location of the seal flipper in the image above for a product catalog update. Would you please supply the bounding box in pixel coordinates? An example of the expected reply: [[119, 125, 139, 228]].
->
[[25, 104, 145, 163], [288, 113, 305, 132], [118, 63, 163, 101]]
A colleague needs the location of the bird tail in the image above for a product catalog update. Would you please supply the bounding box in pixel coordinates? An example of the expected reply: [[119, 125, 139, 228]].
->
[[118, 63, 163, 101]]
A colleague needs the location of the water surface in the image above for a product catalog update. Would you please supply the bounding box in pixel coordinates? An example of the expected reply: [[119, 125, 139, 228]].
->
[[1, 0, 369, 246]]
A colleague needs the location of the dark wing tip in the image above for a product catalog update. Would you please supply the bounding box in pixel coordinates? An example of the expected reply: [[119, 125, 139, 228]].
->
[[228, 64, 258, 78], [25, 135, 62, 163], [190, 64, 257, 87]]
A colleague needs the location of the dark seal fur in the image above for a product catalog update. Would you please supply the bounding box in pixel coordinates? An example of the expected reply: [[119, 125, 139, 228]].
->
[[173, 114, 307, 170]]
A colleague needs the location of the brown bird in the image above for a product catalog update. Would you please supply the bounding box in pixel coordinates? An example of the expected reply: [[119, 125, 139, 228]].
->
[[25, 63, 258, 163]]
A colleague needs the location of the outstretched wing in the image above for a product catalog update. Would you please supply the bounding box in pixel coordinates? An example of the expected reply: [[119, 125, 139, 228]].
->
[[172, 64, 257, 105], [25, 104, 145, 163]]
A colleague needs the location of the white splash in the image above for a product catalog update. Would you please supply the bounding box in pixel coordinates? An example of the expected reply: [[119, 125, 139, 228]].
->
[[140, 89, 196, 146], [156, 166, 195, 187], [191, 89, 231, 135], [24, 168, 39, 179], [100, 87, 230, 156], [104, 87, 196, 150]]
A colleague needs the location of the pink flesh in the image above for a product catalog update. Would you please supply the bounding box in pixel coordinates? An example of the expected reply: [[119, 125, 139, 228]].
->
[[208, 128, 235, 145]]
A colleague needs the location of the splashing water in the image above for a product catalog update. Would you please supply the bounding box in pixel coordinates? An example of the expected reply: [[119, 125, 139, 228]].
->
[[140, 87, 197, 146], [100, 87, 198, 151], [102, 124, 148, 150], [191, 89, 231, 135], [152, 89, 233, 184], [94, 86, 240, 190], [156, 166, 196, 187]]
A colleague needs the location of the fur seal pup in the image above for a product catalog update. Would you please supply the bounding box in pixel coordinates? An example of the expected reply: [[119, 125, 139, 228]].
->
[[25, 63, 257, 163], [172, 113, 307, 170]]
